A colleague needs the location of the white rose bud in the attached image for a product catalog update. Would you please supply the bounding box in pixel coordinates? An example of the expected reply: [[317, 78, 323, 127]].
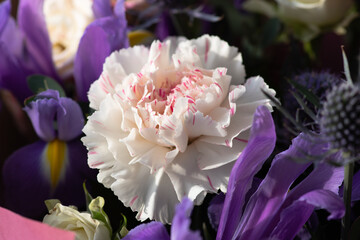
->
[[244, 0, 355, 40], [43, 203, 111, 240], [43, 0, 94, 78], [276, 0, 353, 28]]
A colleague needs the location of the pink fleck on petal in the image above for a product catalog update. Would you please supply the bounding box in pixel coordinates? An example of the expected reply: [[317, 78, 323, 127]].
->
[[234, 137, 248, 143], [225, 139, 231, 147], [178, 59, 181, 65], [130, 196, 138, 206], [116, 93, 124, 100], [90, 161, 104, 167], [89, 151, 97, 155], [207, 175, 216, 191], [230, 107, 235, 116], [163, 123, 175, 131], [93, 120, 104, 126], [214, 83, 223, 93]]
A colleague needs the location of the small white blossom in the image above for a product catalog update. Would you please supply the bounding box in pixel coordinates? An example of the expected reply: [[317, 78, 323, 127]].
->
[[43, 203, 110, 240], [43, 0, 94, 78]]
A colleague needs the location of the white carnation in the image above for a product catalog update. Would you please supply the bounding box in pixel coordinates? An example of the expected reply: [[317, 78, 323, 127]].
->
[[82, 35, 276, 223]]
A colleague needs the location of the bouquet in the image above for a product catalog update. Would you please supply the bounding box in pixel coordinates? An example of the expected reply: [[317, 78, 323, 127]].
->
[[1, 0, 360, 239]]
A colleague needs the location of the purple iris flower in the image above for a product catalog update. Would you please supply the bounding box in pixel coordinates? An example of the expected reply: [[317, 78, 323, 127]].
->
[[0, 0, 128, 103], [122, 197, 201, 240], [212, 106, 345, 240], [2, 89, 96, 219]]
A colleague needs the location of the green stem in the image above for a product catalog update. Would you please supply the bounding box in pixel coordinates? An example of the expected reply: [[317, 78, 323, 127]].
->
[[341, 162, 354, 240]]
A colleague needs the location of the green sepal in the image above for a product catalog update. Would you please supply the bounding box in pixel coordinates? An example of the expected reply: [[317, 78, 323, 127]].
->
[[27, 74, 66, 97], [24, 95, 37, 106], [89, 197, 112, 238], [44, 199, 61, 211]]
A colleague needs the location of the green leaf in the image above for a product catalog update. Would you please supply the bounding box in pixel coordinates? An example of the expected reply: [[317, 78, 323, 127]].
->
[[89, 197, 112, 238], [27, 75, 66, 97], [287, 78, 321, 108], [83, 181, 93, 212], [44, 199, 61, 211]]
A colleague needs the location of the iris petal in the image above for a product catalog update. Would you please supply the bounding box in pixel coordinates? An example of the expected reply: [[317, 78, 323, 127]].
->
[[2, 139, 95, 220]]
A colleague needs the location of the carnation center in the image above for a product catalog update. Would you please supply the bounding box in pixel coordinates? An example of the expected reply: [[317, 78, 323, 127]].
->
[[117, 66, 225, 125]]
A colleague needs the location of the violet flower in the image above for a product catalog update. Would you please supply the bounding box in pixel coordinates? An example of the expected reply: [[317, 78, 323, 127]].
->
[[212, 106, 345, 240], [0, 0, 128, 103], [122, 197, 201, 240], [2, 90, 96, 219]]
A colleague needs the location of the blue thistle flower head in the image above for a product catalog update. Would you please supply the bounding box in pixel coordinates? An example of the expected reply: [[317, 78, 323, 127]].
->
[[320, 82, 360, 159]]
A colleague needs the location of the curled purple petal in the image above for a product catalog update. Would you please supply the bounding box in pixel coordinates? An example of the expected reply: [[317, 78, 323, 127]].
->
[[171, 197, 202, 240], [270, 189, 344, 240], [216, 105, 276, 240], [24, 95, 58, 142], [299, 190, 345, 220], [17, 0, 58, 80], [269, 200, 315, 240], [123, 222, 170, 240], [233, 133, 322, 240], [74, 16, 128, 101], [114, 0, 126, 19], [92, 0, 112, 18], [0, 0, 11, 35], [57, 97, 84, 141], [286, 161, 344, 204]]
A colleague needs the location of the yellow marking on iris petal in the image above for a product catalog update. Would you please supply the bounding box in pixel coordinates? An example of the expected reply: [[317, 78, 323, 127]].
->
[[128, 30, 154, 46], [46, 139, 66, 189]]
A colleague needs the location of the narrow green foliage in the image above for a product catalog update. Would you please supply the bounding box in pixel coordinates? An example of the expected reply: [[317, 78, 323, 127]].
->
[[342, 47, 353, 85], [287, 78, 321, 108]]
